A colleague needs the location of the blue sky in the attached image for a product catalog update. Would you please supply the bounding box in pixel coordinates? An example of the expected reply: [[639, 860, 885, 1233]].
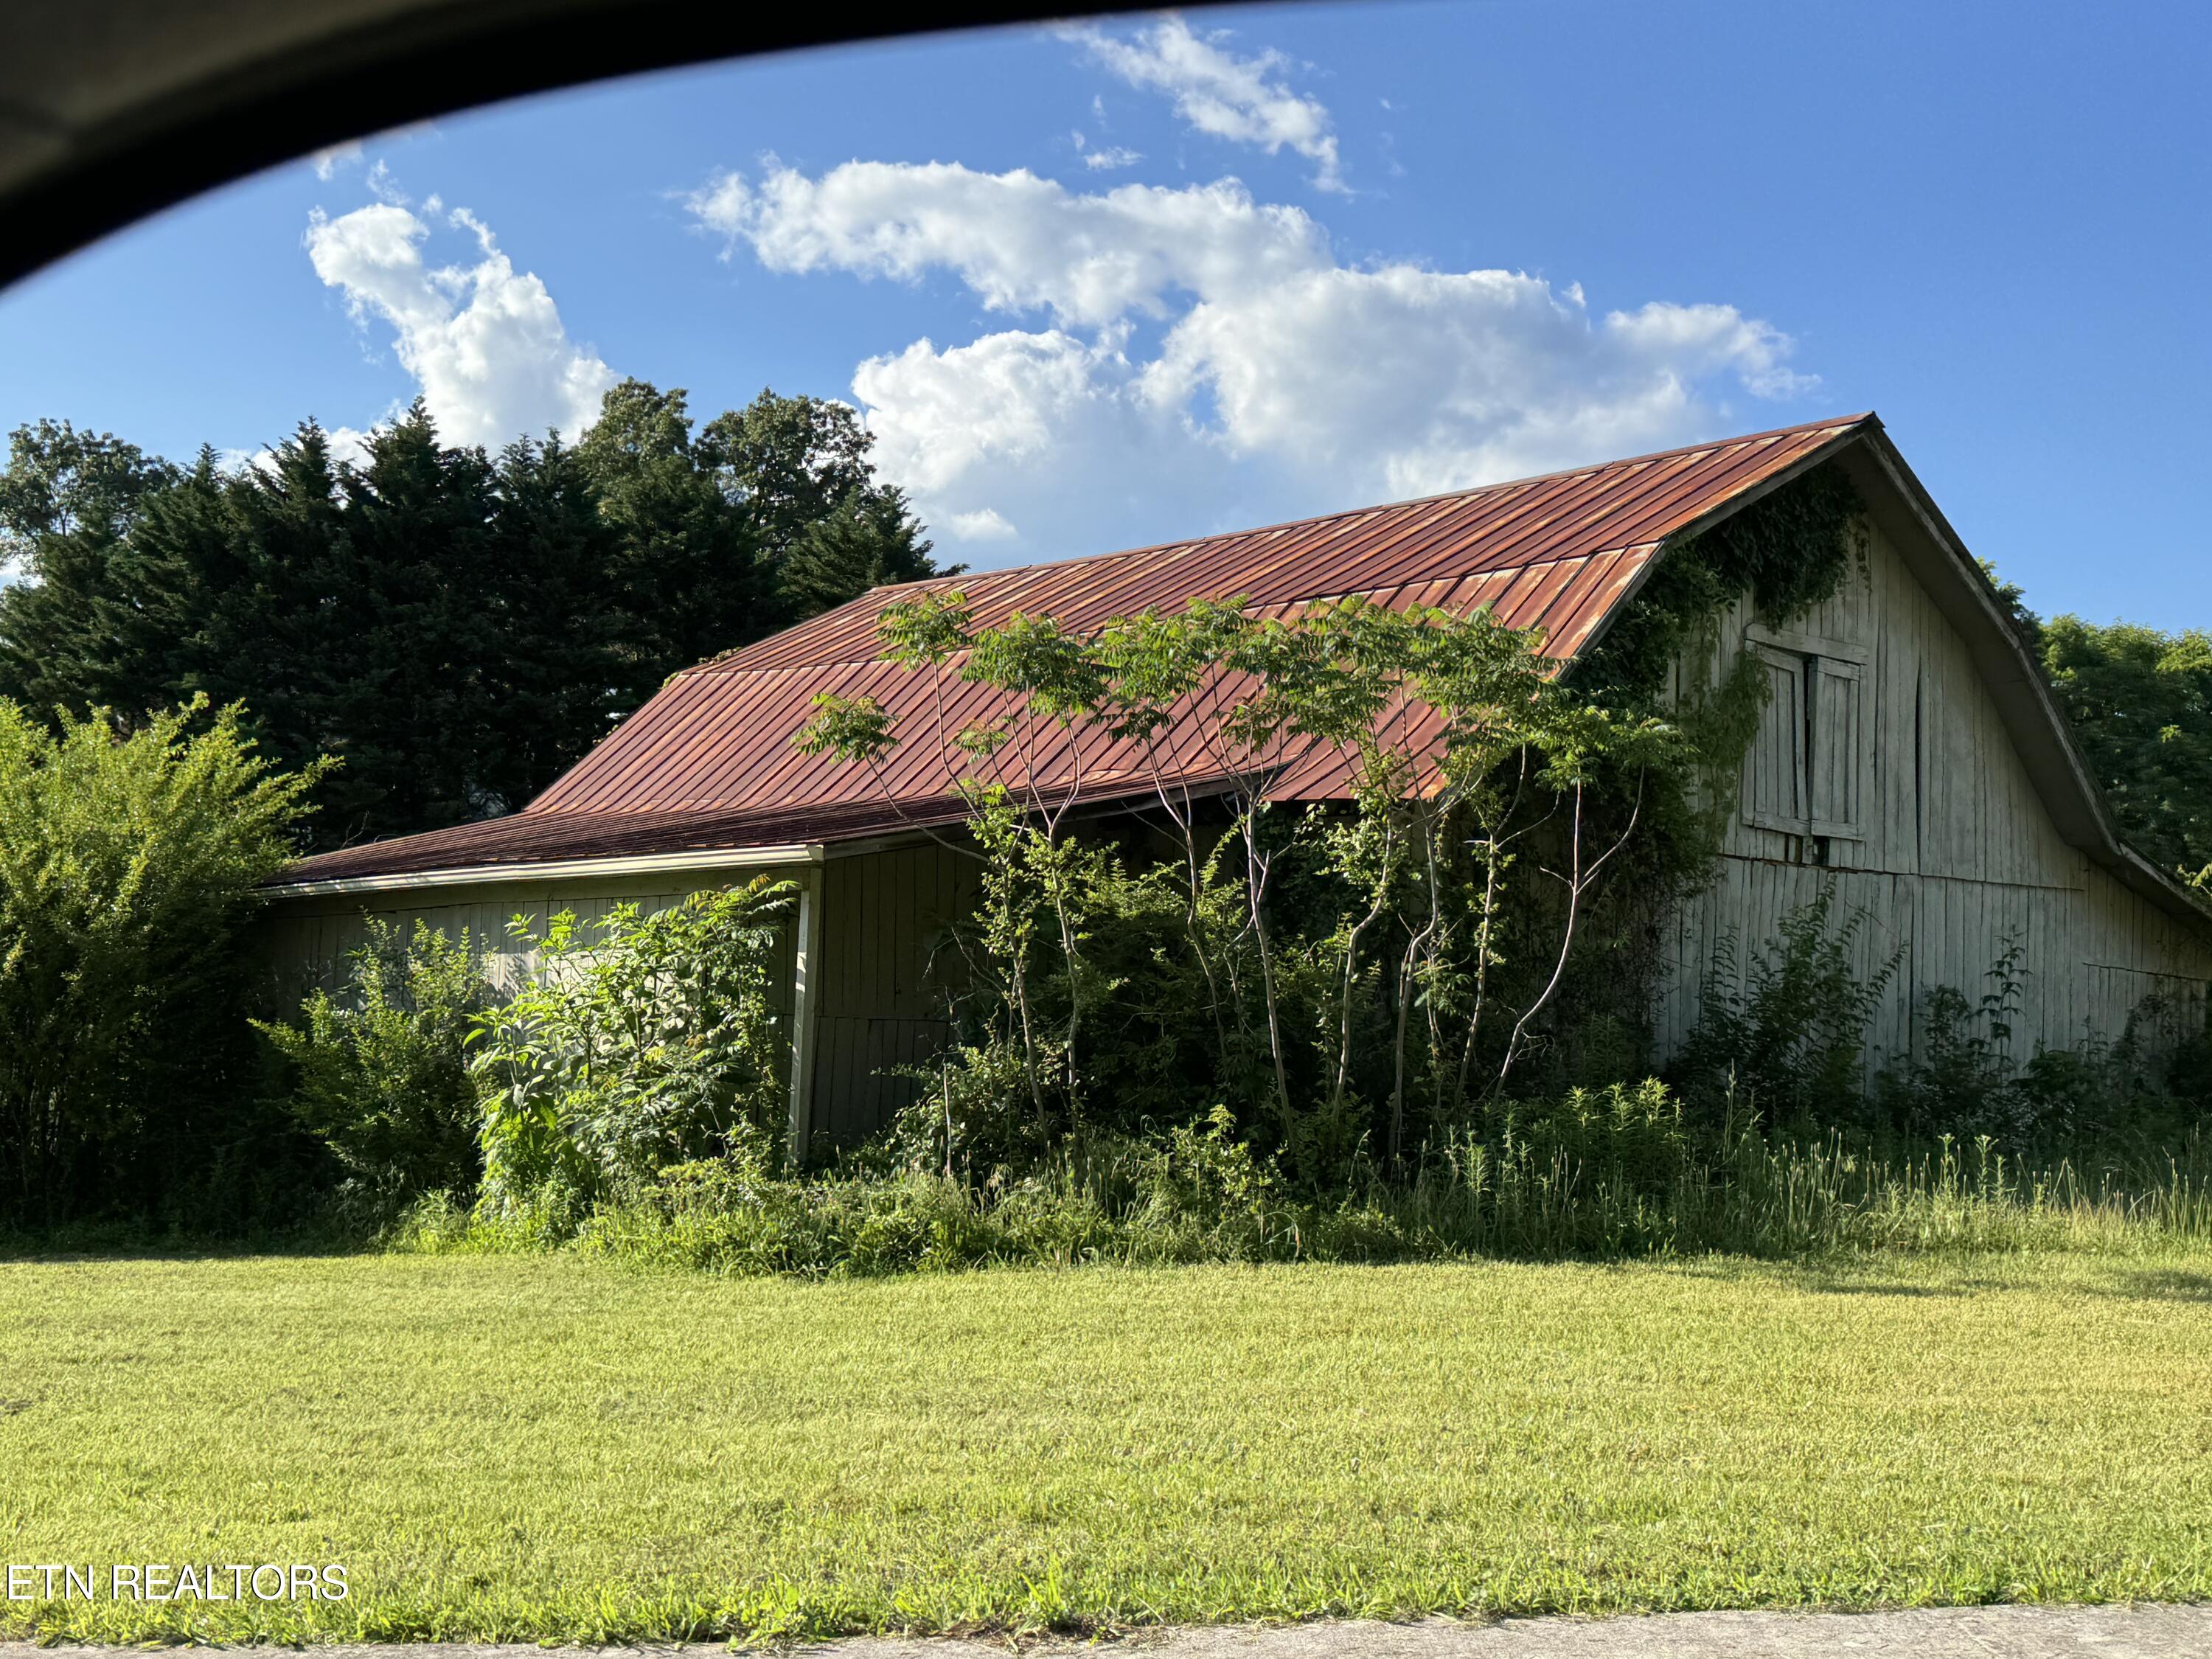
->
[[1, 0, 2205, 624]]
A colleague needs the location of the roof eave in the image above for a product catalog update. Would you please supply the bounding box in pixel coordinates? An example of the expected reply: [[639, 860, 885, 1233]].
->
[[265, 841, 827, 900], [1843, 429, 2212, 934]]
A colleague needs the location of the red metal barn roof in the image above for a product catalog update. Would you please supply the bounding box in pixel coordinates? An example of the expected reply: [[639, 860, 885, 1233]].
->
[[276, 414, 1873, 886]]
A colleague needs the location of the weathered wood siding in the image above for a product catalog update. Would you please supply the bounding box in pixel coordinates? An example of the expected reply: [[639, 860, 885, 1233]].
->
[[1654, 509, 2212, 1070]]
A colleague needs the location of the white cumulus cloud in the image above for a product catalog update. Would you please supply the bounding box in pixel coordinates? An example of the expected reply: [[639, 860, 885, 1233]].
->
[[687, 160, 1816, 560], [947, 508, 1019, 540], [851, 327, 1224, 556], [1146, 268, 1813, 498], [689, 162, 1326, 328], [1064, 15, 1345, 192], [305, 200, 614, 449]]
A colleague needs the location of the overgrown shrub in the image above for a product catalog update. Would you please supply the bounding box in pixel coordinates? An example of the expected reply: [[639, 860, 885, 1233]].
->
[[470, 878, 796, 1224], [1879, 943, 2028, 1138], [394, 1077, 2212, 1276], [1127, 1104, 1292, 1254], [1674, 884, 1900, 1125], [1882, 949, 2211, 1146], [0, 697, 320, 1226], [883, 1038, 1053, 1179], [257, 919, 490, 1211], [801, 583, 1691, 1192]]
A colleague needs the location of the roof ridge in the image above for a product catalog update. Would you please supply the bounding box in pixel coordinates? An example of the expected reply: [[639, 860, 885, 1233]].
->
[[866, 410, 1879, 592], [685, 412, 1873, 678]]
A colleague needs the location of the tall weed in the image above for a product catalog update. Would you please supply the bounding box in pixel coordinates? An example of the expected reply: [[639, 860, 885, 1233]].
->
[[257, 919, 490, 1213], [470, 878, 796, 1223], [1675, 883, 1899, 1124], [394, 1079, 2212, 1277]]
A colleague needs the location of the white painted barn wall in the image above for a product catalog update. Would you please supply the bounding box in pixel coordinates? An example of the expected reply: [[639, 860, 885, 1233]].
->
[[1653, 505, 2212, 1072], [255, 871, 801, 1019]]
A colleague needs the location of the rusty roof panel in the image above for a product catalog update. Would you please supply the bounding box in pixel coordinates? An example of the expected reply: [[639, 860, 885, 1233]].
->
[[710, 416, 1865, 675], [279, 414, 1871, 886]]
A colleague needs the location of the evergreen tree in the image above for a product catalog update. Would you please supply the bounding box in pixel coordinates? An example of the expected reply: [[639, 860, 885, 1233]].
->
[[0, 384, 952, 849], [310, 405, 500, 841], [574, 380, 767, 709], [779, 490, 940, 618], [108, 448, 257, 721], [0, 419, 180, 715], [200, 425, 349, 782], [477, 434, 627, 813]]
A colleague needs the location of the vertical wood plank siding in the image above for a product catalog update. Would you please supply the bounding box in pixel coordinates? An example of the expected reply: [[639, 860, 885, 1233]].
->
[[1655, 512, 2212, 1072], [806, 840, 978, 1147]]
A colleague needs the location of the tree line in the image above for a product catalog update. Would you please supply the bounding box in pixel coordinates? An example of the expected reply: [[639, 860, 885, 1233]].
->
[[1985, 568, 2212, 887], [0, 381, 948, 849]]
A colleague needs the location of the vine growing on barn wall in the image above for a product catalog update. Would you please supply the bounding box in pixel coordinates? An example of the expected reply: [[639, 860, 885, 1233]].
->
[[1573, 462, 1871, 706], [1509, 462, 1873, 1080]]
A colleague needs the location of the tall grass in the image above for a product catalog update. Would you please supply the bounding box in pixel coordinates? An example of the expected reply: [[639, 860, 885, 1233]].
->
[[1386, 1121, 2212, 1259], [395, 1083, 2212, 1277]]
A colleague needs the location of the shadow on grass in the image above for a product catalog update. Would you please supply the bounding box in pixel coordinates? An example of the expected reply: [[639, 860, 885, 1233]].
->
[[2098, 1267, 2212, 1302], [1799, 1279, 1961, 1298], [0, 1222, 377, 1265], [1745, 1262, 2212, 1306], [1649, 1257, 2017, 1299]]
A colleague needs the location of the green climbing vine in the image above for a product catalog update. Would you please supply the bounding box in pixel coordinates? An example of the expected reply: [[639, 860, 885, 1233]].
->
[[1574, 458, 1871, 849], [1519, 461, 1874, 1074], [1573, 462, 1871, 705]]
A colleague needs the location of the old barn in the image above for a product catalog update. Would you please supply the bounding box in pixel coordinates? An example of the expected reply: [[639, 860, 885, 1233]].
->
[[261, 413, 2212, 1154]]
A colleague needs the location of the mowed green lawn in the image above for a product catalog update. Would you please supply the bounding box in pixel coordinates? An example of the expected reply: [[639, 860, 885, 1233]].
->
[[3, 1252, 2211, 1641]]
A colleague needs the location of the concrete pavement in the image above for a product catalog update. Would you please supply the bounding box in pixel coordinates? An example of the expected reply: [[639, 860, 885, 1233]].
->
[[12, 1606, 2212, 1657]]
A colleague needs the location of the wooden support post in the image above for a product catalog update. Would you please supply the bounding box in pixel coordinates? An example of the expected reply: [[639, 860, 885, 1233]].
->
[[786, 851, 827, 1166]]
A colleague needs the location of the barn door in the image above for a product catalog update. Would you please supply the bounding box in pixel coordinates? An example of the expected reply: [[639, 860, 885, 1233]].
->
[[1742, 644, 1808, 832], [1808, 656, 1865, 839], [1742, 641, 1867, 846]]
